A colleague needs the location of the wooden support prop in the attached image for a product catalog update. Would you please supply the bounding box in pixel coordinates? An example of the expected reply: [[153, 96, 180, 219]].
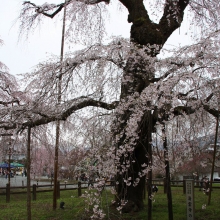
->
[[78, 181, 82, 197], [33, 184, 37, 201]]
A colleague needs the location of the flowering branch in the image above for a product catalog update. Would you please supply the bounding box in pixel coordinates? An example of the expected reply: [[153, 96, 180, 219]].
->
[[19, 96, 118, 130], [23, 0, 110, 19]]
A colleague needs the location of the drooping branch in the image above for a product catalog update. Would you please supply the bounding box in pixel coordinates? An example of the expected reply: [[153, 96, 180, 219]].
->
[[203, 104, 220, 118], [0, 133, 13, 137], [23, 0, 110, 19], [0, 123, 16, 130], [0, 99, 20, 106], [152, 91, 219, 124], [150, 66, 179, 83], [206, 93, 214, 102], [20, 96, 118, 130], [176, 90, 219, 118], [173, 102, 219, 119], [172, 105, 196, 116], [177, 89, 197, 101], [0, 93, 118, 134], [151, 55, 206, 84], [23, 1, 66, 18]]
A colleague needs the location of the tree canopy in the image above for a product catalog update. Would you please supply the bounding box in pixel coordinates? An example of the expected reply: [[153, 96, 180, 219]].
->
[[0, 0, 220, 218]]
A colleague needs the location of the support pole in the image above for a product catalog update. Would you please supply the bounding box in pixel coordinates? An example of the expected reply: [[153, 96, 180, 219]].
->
[[33, 184, 37, 201], [78, 181, 82, 197], [208, 114, 219, 205], [6, 183, 10, 203], [53, 1, 66, 210], [27, 126, 31, 220], [163, 122, 173, 220]]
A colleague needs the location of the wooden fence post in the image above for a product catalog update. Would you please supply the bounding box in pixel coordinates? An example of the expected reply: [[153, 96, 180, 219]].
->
[[163, 178, 167, 194], [183, 180, 186, 194], [33, 184, 37, 201], [143, 178, 146, 199], [205, 180, 210, 195], [57, 181, 60, 199], [6, 183, 10, 203], [78, 181, 81, 197]]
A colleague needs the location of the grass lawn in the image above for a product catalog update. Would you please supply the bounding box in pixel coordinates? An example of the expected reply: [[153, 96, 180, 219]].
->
[[0, 189, 85, 220], [0, 186, 219, 220]]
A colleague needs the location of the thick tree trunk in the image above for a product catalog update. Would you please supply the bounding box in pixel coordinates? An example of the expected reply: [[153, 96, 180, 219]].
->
[[114, 50, 155, 212], [115, 111, 153, 212], [113, 0, 189, 214]]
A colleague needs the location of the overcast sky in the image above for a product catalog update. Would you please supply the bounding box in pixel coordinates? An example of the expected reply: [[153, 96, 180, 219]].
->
[[0, 1, 191, 78]]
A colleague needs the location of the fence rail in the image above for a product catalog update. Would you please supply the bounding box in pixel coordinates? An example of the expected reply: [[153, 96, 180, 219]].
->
[[151, 179, 220, 195], [0, 181, 107, 203], [1, 179, 220, 203]]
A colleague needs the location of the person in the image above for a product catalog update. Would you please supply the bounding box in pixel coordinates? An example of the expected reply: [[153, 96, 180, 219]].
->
[[51, 171, 54, 179], [203, 177, 209, 195], [88, 176, 94, 187], [5, 170, 8, 179], [110, 176, 114, 186], [200, 176, 208, 191], [24, 169, 27, 177], [80, 173, 85, 181]]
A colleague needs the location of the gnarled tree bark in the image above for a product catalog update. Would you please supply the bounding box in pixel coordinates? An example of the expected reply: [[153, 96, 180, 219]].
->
[[114, 0, 189, 215]]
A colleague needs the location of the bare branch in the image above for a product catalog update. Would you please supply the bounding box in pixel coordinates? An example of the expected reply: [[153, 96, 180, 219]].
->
[[203, 104, 220, 118], [172, 105, 195, 116], [0, 123, 16, 130], [0, 99, 20, 106]]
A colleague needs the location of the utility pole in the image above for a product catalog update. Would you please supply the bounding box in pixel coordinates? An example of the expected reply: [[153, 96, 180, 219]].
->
[[208, 112, 219, 205], [163, 121, 173, 220], [53, 0, 66, 210], [8, 145, 11, 186], [27, 126, 31, 220], [6, 141, 12, 203]]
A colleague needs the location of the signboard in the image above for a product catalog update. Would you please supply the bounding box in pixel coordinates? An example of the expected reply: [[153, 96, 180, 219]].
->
[[186, 179, 195, 220]]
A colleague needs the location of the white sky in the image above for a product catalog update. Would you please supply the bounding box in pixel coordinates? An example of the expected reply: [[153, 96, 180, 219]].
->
[[0, 0, 192, 78]]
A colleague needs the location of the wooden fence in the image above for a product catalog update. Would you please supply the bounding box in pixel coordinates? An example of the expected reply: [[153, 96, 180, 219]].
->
[[1, 179, 220, 203], [151, 179, 220, 194], [0, 181, 88, 203]]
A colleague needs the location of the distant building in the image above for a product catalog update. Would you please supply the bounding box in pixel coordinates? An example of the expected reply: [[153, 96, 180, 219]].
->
[[0, 138, 26, 163], [4, 153, 26, 161]]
